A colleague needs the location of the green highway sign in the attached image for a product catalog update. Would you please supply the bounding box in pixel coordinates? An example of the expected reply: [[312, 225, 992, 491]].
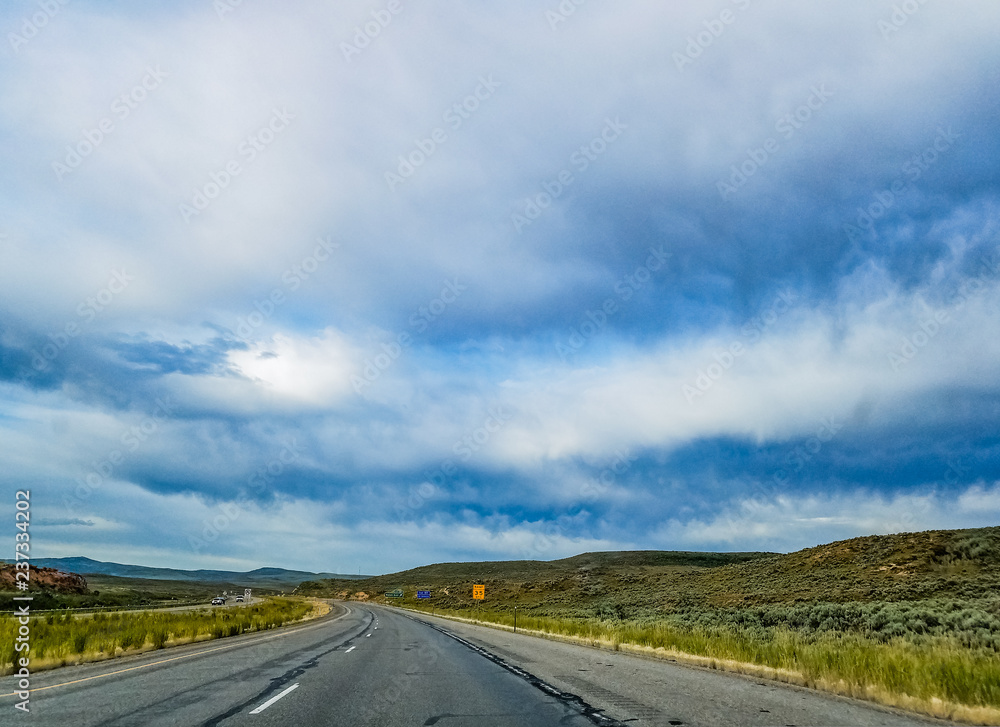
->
[[385, 589, 404, 598]]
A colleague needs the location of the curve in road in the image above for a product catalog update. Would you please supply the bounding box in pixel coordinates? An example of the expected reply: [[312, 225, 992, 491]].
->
[[0, 603, 949, 726]]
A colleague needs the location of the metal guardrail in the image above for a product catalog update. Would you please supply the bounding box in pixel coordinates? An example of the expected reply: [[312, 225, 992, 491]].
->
[[0, 599, 210, 615]]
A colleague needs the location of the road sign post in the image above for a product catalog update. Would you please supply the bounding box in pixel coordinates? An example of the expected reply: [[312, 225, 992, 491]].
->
[[473, 584, 484, 618]]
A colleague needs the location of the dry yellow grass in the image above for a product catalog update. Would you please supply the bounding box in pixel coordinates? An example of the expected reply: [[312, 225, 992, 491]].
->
[[0, 597, 315, 676], [405, 606, 1000, 725]]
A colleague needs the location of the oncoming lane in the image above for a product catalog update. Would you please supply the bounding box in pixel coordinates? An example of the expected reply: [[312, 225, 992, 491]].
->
[[0, 603, 606, 726], [0, 602, 368, 726]]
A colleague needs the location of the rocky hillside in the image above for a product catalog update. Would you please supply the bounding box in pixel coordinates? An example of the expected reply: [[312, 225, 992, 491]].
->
[[0, 564, 88, 594]]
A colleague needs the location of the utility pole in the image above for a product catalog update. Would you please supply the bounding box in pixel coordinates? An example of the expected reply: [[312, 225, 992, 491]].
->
[[514, 606, 517, 634]]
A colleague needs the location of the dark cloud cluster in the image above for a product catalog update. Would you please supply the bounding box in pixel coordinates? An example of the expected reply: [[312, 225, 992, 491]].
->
[[0, 1, 998, 571]]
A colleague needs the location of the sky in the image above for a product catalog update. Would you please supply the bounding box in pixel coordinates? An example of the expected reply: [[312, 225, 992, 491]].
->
[[1, 0, 999, 575]]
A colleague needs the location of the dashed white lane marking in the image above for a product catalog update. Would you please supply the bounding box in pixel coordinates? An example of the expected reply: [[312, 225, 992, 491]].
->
[[249, 683, 299, 714], [345, 646, 356, 653]]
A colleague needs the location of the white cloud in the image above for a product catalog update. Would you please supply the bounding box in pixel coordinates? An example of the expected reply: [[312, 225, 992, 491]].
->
[[654, 482, 1000, 553], [488, 263, 1000, 465], [3, 1, 999, 571], [227, 328, 359, 406]]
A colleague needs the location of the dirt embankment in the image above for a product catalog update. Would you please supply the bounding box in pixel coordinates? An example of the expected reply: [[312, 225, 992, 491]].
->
[[0, 564, 88, 593]]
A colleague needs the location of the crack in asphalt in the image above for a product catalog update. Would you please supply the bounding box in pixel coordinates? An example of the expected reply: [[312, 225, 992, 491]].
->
[[200, 609, 373, 727], [401, 611, 631, 727]]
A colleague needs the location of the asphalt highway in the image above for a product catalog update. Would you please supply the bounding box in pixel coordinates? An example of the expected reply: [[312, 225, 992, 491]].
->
[[0, 603, 948, 726]]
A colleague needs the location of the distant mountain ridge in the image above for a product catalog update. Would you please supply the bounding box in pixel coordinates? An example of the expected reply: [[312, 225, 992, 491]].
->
[[0, 557, 369, 586]]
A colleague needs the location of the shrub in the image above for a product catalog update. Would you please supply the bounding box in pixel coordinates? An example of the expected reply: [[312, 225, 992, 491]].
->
[[119, 629, 138, 651], [151, 629, 168, 649]]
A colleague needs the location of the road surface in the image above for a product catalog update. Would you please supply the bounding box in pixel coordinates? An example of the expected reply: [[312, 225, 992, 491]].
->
[[1, 603, 947, 726]]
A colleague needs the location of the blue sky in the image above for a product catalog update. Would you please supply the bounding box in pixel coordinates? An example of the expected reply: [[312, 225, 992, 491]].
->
[[1, 0, 999, 574]]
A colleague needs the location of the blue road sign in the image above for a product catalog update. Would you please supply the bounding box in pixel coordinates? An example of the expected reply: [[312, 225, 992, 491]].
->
[[417, 590, 431, 599]]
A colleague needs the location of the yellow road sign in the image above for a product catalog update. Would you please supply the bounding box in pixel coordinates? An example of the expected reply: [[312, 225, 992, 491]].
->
[[472, 584, 485, 600]]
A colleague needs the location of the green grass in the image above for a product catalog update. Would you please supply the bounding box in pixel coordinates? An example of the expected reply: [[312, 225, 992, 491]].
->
[[0, 597, 312, 674]]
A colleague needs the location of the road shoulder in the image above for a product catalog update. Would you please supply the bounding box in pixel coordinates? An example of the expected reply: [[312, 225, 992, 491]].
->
[[383, 605, 951, 727]]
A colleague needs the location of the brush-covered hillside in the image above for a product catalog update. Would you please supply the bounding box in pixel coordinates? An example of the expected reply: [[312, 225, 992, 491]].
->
[[312, 527, 1000, 723], [300, 526, 1000, 616]]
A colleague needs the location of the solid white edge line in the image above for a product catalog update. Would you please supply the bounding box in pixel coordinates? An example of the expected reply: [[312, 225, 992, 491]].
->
[[345, 646, 356, 652], [249, 683, 299, 715]]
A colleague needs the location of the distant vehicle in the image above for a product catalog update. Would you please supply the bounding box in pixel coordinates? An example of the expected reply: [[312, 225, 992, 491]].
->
[[235, 596, 244, 602], [211, 597, 226, 605]]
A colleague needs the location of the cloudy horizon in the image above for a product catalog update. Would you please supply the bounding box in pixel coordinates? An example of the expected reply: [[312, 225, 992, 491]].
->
[[2, 0, 998, 575]]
